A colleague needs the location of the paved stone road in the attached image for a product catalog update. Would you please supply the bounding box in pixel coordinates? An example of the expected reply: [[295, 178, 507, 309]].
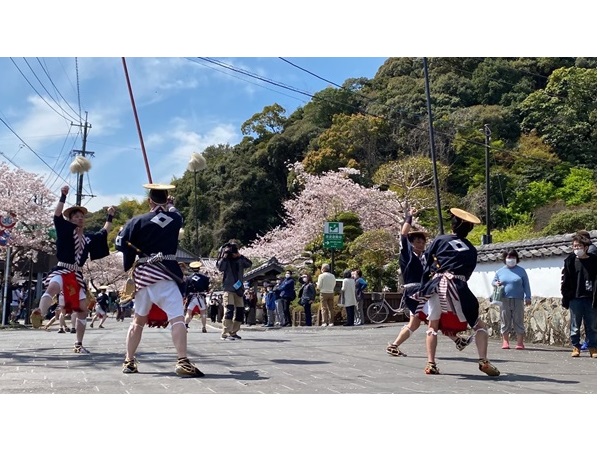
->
[[0, 318, 596, 394]]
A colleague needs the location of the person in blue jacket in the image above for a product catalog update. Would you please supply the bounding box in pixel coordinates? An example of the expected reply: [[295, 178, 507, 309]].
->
[[262, 283, 278, 328], [275, 270, 295, 327]]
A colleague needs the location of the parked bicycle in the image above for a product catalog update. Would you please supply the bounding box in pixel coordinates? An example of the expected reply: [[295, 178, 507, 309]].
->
[[366, 290, 410, 324]]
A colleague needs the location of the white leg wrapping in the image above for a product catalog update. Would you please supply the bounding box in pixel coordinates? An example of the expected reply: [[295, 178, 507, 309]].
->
[[171, 321, 186, 329], [402, 325, 413, 336], [77, 318, 87, 328], [475, 327, 488, 335], [426, 328, 438, 336], [39, 293, 53, 315]]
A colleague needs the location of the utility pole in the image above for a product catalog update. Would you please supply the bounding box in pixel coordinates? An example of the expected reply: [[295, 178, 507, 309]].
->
[[72, 112, 94, 206], [483, 124, 492, 244]]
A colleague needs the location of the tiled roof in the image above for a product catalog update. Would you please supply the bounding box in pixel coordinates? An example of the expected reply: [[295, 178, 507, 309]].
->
[[243, 257, 284, 281], [475, 230, 597, 262], [175, 246, 197, 261]]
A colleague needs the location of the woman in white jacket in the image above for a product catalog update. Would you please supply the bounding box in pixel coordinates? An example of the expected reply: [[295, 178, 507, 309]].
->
[[341, 270, 357, 326]]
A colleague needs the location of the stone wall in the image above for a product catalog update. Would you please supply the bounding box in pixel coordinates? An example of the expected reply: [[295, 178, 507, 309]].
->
[[480, 297, 572, 347]]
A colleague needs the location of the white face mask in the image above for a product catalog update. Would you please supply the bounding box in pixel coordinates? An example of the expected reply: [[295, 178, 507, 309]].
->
[[505, 258, 517, 268], [574, 249, 585, 258], [285, 273, 291, 278]]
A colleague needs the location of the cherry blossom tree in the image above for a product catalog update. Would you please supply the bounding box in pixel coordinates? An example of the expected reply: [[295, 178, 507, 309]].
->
[[83, 251, 129, 293], [372, 155, 450, 212], [244, 163, 414, 263], [0, 163, 56, 270]]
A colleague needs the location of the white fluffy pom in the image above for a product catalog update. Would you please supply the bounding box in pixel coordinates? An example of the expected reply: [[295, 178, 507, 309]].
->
[[187, 152, 207, 172], [69, 156, 92, 174]]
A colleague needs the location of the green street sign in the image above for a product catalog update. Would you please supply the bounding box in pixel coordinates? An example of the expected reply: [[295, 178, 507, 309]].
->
[[324, 222, 344, 234], [323, 233, 343, 249]]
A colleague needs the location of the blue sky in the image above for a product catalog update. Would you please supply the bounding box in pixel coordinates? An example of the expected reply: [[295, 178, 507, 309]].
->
[[0, 57, 387, 212]]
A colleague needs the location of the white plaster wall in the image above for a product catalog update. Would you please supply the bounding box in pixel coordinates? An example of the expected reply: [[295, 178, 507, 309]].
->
[[468, 256, 566, 299]]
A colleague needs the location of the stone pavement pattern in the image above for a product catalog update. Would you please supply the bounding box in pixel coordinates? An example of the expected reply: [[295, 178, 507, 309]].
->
[[0, 319, 596, 394]]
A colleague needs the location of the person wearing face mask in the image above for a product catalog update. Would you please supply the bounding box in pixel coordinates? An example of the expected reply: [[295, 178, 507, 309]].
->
[[492, 249, 532, 350], [574, 230, 595, 350], [561, 233, 597, 358], [298, 274, 316, 326], [274, 270, 295, 327]]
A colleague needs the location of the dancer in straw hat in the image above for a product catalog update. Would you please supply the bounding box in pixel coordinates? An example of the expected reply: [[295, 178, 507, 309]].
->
[[115, 183, 204, 377], [417, 207, 500, 376], [33, 185, 115, 354], [183, 261, 211, 332], [89, 282, 110, 329], [386, 207, 473, 358]]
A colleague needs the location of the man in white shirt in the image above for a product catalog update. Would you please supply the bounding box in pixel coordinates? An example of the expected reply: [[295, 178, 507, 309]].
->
[[316, 264, 336, 326]]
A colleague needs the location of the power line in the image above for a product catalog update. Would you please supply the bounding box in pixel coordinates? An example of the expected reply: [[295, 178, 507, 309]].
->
[[0, 115, 78, 191], [278, 57, 345, 89], [10, 58, 80, 124], [0, 150, 22, 169], [184, 57, 308, 104], [35, 57, 83, 121], [197, 57, 317, 99]]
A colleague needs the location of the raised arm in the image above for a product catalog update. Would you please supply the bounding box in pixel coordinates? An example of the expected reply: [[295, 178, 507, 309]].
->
[[401, 207, 417, 237], [55, 185, 69, 217], [103, 206, 116, 233]]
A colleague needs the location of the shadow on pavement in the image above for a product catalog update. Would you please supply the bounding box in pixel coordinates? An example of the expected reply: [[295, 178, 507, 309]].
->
[[269, 359, 330, 365], [446, 372, 579, 384]]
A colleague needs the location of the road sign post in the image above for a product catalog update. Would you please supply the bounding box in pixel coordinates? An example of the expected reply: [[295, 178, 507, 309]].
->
[[323, 222, 344, 275]]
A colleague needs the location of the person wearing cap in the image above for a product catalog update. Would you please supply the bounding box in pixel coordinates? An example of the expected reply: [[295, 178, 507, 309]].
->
[[183, 261, 211, 332], [115, 183, 204, 377], [386, 207, 473, 358], [89, 281, 110, 329], [34, 185, 115, 354], [417, 207, 500, 376], [216, 240, 253, 340]]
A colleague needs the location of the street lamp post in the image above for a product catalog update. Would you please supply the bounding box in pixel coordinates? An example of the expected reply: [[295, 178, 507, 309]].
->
[[193, 169, 199, 255], [483, 124, 492, 245], [187, 152, 207, 257]]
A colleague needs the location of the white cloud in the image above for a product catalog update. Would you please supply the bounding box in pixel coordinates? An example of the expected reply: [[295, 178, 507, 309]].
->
[[148, 120, 239, 183]]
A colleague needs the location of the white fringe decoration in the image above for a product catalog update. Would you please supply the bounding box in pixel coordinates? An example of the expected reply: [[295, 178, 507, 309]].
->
[[69, 156, 92, 174], [187, 152, 207, 172]]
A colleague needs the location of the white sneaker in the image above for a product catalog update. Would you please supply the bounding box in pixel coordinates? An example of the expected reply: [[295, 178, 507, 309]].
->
[[328, 323, 334, 327], [321, 323, 328, 327]]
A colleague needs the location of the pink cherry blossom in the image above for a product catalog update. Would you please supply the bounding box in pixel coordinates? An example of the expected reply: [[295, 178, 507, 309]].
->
[[244, 163, 410, 262], [0, 163, 56, 271]]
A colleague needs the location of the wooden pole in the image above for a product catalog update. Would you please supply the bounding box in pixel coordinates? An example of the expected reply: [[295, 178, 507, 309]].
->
[[122, 57, 153, 183]]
